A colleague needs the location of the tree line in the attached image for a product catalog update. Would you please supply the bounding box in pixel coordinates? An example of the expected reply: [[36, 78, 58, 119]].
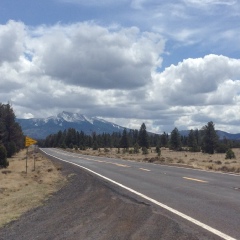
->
[[1, 104, 237, 169], [41, 123, 160, 151], [41, 121, 238, 157], [0, 103, 25, 167]]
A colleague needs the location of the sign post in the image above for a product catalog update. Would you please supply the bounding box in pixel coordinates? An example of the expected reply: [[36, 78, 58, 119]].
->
[[25, 136, 38, 173]]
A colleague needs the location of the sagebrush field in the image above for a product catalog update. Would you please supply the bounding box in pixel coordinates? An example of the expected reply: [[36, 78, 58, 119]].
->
[[0, 149, 66, 227], [70, 147, 240, 173]]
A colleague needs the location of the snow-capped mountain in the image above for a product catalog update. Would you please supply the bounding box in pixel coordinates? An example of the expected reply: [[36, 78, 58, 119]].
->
[[17, 111, 125, 139]]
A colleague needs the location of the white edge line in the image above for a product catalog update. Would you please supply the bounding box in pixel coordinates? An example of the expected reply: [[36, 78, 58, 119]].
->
[[42, 149, 236, 240]]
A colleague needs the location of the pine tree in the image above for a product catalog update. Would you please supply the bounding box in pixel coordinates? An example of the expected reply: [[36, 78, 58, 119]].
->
[[92, 132, 98, 150], [0, 103, 24, 157], [170, 127, 181, 151], [201, 121, 218, 154], [188, 129, 200, 152], [119, 128, 129, 149], [5, 141, 17, 158], [138, 123, 149, 149], [0, 145, 8, 168], [161, 132, 168, 147]]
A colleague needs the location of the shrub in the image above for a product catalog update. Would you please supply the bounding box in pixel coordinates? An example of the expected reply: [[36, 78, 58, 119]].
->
[[129, 149, 133, 154], [104, 148, 110, 153], [74, 145, 78, 151], [134, 143, 140, 154], [215, 143, 228, 153], [60, 143, 66, 149], [122, 148, 128, 154], [219, 166, 236, 172], [79, 145, 86, 150], [225, 149, 236, 159], [142, 147, 148, 155], [0, 145, 8, 168], [156, 146, 161, 154], [189, 145, 201, 152], [159, 157, 165, 162], [177, 159, 185, 163]]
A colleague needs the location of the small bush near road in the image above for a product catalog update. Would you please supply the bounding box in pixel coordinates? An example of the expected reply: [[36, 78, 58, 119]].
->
[[225, 149, 236, 159], [142, 147, 148, 155]]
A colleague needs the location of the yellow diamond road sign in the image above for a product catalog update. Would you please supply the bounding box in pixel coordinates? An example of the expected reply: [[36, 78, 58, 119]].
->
[[25, 136, 37, 147]]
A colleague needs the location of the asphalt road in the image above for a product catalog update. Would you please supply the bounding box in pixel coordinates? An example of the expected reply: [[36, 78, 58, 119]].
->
[[41, 148, 240, 240]]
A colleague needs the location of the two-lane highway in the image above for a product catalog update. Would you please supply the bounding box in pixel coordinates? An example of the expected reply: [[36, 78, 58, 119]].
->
[[41, 148, 240, 240]]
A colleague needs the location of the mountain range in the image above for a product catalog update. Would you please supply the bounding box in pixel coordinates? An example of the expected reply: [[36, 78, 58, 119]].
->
[[17, 111, 240, 140], [17, 111, 125, 139], [178, 130, 240, 141]]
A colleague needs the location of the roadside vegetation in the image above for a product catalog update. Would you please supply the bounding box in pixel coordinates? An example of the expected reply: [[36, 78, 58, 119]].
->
[[0, 103, 25, 168], [0, 104, 68, 228], [42, 122, 240, 173], [0, 149, 66, 227], [64, 147, 240, 173]]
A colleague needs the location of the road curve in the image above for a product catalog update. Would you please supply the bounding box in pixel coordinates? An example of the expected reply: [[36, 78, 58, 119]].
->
[[41, 148, 240, 240]]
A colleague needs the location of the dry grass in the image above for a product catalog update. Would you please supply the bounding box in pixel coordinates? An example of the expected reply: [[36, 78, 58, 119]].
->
[[0, 147, 66, 227], [68, 147, 240, 173]]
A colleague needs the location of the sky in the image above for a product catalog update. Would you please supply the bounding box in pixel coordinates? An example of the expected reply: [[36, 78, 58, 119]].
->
[[0, 0, 240, 133]]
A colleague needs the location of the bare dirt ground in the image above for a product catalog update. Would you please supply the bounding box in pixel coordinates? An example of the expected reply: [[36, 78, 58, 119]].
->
[[70, 147, 240, 174], [0, 154, 218, 240]]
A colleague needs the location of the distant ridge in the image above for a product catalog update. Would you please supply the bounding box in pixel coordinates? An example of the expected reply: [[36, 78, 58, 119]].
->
[[17, 111, 125, 139], [17, 111, 240, 140], [179, 130, 240, 141]]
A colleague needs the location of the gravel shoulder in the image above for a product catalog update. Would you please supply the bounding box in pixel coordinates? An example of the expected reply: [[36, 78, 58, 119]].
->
[[0, 155, 219, 240]]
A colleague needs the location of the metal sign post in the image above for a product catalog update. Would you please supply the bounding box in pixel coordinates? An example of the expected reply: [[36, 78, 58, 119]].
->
[[26, 147, 28, 173], [33, 145, 36, 171], [25, 136, 38, 174]]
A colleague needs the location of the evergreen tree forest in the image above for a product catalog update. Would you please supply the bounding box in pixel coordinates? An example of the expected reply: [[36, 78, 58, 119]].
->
[[42, 121, 240, 154], [0, 103, 25, 167], [43, 127, 160, 150], [43, 123, 163, 150]]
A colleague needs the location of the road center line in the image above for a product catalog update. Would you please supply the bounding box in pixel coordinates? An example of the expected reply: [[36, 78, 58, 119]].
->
[[139, 168, 151, 172], [42, 149, 236, 240], [183, 177, 208, 183], [114, 163, 130, 167], [55, 149, 240, 177]]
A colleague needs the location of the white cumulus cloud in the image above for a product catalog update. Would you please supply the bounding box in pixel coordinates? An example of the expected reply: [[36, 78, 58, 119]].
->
[[0, 21, 25, 64], [29, 22, 164, 90], [0, 20, 240, 133], [150, 54, 240, 106]]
